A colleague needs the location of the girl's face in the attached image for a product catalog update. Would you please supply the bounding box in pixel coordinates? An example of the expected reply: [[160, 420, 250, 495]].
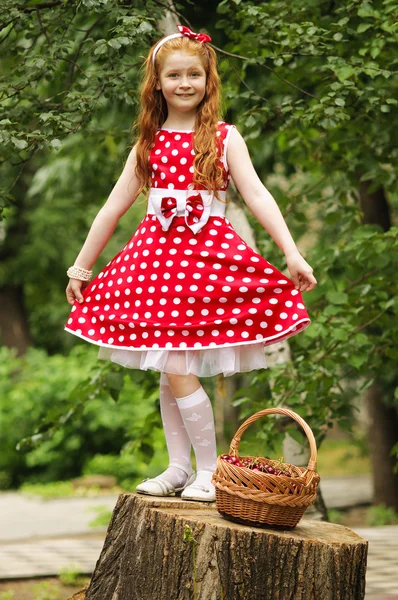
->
[[156, 50, 207, 117]]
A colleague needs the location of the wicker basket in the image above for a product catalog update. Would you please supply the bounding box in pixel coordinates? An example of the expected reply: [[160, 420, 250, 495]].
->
[[212, 407, 320, 529]]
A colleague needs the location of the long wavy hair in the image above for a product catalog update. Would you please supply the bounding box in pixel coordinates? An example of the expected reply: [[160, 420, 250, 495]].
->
[[133, 35, 227, 202]]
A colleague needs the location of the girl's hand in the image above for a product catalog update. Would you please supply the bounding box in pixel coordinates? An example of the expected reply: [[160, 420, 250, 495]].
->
[[66, 279, 88, 305], [285, 251, 317, 292]]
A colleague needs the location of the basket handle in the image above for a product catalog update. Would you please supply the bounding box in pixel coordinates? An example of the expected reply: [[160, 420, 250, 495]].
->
[[229, 407, 318, 471]]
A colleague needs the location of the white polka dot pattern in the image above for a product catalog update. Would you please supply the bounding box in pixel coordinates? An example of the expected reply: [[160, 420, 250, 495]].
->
[[149, 123, 232, 191], [65, 122, 311, 359]]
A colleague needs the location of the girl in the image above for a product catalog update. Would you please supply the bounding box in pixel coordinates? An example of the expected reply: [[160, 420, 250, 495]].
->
[[65, 25, 317, 502]]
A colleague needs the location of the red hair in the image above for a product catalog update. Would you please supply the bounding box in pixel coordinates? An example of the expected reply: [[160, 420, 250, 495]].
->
[[133, 35, 227, 202]]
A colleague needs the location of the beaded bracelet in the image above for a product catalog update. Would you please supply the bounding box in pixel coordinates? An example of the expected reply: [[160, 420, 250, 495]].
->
[[67, 265, 93, 281]]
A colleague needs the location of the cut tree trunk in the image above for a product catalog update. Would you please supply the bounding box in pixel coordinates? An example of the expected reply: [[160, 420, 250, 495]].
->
[[82, 494, 367, 600]]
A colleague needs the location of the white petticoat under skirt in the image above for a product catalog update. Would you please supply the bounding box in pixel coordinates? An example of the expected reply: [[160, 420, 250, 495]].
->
[[98, 342, 268, 378]]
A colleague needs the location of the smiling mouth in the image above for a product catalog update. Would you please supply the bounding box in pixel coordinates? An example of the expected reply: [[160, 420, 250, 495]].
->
[[177, 94, 194, 97]]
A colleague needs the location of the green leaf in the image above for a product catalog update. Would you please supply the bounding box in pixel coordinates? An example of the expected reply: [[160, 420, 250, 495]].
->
[[106, 372, 124, 402], [108, 39, 121, 50], [333, 33, 343, 41], [335, 66, 355, 81], [357, 23, 372, 33], [39, 113, 53, 123], [11, 137, 28, 150], [334, 98, 345, 106], [138, 21, 153, 34], [327, 291, 349, 305], [333, 329, 349, 342], [348, 354, 367, 369]]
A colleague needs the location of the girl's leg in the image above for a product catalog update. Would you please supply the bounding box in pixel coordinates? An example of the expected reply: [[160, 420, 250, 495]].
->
[[136, 373, 193, 495], [157, 372, 193, 486], [166, 373, 217, 500]]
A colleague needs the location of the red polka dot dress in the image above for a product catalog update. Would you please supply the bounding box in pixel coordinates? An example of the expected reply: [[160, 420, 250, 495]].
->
[[65, 122, 311, 377]]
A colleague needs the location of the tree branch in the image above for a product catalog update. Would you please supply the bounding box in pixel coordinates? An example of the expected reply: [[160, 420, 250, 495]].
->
[[210, 44, 320, 100], [16, 1, 63, 13], [152, 0, 189, 24], [36, 8, 51, 45], [344, 267, 380, 293], [64, 15, 106, 97], [0, 20, 17, 41]]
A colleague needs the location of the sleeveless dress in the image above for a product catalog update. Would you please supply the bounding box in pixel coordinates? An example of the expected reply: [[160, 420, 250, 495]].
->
[[65, 122, 311, 377]]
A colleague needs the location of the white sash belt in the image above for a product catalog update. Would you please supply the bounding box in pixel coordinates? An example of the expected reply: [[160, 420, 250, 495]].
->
[[147, 188, 226, 234]]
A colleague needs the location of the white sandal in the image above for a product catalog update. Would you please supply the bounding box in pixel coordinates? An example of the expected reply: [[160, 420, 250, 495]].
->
[[136, 464, 195, 497], [181, 469, 216, 502]]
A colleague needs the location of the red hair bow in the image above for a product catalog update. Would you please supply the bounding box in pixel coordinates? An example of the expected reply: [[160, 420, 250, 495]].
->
[[177, 25, 212, 44]]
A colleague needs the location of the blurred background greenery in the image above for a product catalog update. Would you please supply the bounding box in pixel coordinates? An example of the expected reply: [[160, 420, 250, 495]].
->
[[0, 0, 397, 513]]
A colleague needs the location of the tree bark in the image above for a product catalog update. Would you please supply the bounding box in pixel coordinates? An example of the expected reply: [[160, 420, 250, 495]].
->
[[0, 284, 31, 354], [366, 381, 398, 510], [83, 494, 367, 600], [357, 180, 398, 509], [358, 181, 391, 231]]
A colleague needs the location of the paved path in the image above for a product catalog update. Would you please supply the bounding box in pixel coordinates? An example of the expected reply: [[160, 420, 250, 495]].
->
[[321, 474, 373, 509], [353, 526, 398, 599], [0, 535, 104, 578], [0, 492, 118, 542], [0, 476, 397, 599]]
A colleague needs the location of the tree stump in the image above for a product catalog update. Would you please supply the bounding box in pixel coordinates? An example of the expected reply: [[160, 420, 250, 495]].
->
[[84, 493, 367, 600]]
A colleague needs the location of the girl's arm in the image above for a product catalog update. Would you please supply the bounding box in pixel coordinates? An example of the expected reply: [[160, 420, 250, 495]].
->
[[66, 146, 141, 305], [227, 128, 317, 293]]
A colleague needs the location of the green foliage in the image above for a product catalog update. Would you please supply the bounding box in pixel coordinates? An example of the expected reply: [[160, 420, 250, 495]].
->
[[0, 0, 155, 350], [327, 508, 345, 525], [58, 564, 83, 586], [367, 504, 398, 526], [88, 505, 113, 528], [31, 581, 62, 600], [20, 479, 120, 498], [215, 0, 398, 449], [0, 344, 161, 488], [1, 0, 397, 486], [0, 592, 15, 600]]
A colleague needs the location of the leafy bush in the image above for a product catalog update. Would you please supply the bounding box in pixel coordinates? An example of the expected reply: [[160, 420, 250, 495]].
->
[[0, 344, 161, 488], [367, 504, 398, 526]]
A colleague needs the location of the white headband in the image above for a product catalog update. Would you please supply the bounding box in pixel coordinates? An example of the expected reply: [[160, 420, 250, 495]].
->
[[152, 25, 212, 65], [152, 33, 183, 64]]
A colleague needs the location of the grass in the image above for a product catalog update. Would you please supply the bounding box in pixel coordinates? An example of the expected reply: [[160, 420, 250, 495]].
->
[[328, 504, 398, 527], [0, 577, 89, 600], [317, 438, 370, 477], [235, 435, 371, 478], [88, 505, 113, 528], [20, 480, 123, 499]]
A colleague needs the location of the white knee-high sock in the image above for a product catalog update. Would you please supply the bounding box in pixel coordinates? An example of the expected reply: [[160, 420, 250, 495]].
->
[[157, 373, 193, 487], [175, 385, 217, 473]]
